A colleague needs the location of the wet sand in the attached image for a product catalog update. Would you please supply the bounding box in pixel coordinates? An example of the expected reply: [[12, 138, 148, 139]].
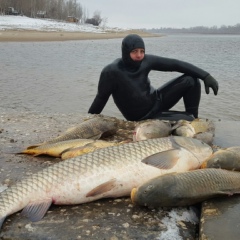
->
[[0, 29, 159, 42]]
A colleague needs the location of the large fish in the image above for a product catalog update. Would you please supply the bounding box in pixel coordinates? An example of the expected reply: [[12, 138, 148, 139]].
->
[[18, 139, 96, 157], [201, 146, 240, 170], [131, 168, 240, 208], [0, 136, 212, 230], [40, 116, 117, 145]]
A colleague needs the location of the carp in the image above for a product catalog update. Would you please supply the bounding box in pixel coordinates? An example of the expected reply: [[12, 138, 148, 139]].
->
[[0, 136, 212, 230], [131, 168, 240, 208], [201, 146, 240, 171]]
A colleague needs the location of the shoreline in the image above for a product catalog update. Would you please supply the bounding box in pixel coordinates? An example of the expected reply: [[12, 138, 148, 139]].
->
[[0, 29, 160, 42]]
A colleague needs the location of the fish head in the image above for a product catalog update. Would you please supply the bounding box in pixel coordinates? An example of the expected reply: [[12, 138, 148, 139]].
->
[[201, 147, 240, 170], [131, 182, 159, 207], [172, 136, 213, 163], [172, 121, 195, 137], [133, 120, 171, 141], [201, 156, 222, 169], [131, 173, 178, 208]]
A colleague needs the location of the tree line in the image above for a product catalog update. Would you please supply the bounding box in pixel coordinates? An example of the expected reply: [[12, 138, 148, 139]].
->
[[146, 24, 240, 34], [0, 0, 104, 26]]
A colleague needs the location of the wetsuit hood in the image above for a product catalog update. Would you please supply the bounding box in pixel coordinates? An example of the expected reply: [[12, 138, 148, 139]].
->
[[121, 34, 145, 70]]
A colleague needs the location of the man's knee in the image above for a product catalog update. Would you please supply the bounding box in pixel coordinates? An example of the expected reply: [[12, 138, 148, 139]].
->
[[182, 75, 200, 88]]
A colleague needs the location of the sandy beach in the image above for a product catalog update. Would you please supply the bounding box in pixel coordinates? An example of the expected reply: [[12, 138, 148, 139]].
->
[[0, 29, 159, 42]]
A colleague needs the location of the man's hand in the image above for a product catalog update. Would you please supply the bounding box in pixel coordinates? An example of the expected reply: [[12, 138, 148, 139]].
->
[[204, 75, 219, 95]]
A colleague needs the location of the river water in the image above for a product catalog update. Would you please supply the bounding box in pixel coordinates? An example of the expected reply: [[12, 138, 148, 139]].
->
[[1, 34, 240, 120]]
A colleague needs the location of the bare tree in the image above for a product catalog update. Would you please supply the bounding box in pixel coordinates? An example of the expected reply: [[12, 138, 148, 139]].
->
[[85, 10, 102, 26], [0, 0, 103, 27]]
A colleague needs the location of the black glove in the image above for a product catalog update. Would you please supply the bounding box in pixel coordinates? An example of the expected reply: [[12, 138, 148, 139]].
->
[[203, 75, 219, 95]]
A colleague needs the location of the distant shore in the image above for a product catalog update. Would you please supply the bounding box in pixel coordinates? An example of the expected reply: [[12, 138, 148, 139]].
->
[[0, 29, 160, 42]]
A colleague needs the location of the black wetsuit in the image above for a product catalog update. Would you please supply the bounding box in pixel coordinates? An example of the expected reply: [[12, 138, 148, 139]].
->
[[88, 34, 210, 121]]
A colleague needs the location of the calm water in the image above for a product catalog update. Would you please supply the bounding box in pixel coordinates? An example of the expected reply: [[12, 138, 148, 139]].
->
[[1, 34, 240, 120]]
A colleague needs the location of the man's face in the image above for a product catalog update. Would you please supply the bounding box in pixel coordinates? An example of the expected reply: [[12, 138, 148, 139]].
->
[[130, 48, 145, 61]]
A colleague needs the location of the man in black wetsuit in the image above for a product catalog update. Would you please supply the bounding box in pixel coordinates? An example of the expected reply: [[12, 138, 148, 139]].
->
[[88, 34, 219, 121]]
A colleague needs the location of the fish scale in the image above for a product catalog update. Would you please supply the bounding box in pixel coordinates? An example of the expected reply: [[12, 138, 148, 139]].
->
[[0, 136, 212, 230], [43, 117, 117, 144]]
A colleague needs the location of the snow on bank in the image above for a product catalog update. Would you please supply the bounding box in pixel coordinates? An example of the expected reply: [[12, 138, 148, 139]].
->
[[0, 15, 125, 33]]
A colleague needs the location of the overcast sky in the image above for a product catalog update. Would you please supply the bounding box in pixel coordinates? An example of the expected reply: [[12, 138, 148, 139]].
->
[[79, 0, 240, 29]]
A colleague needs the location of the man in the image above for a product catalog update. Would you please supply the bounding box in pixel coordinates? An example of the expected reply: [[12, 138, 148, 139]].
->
[[88, 34, 219, 121]]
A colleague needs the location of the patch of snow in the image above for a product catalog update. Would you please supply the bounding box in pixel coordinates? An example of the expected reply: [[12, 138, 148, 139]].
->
[[157, 207, 199, 240], [0, 15, 126, 33]]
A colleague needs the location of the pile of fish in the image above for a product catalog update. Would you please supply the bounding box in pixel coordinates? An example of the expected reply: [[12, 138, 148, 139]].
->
[[15, 115, 216, 159], [3, 113, 240, 231], [0, 136, 212, 230], [15, 115, 124, 159], [131, 146, 240, 208]]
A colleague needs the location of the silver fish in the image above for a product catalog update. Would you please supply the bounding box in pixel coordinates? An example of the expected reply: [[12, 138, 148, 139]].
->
[[133, 120, 172, 141], [0, 136, 212, 230], [131, 168, 240, 207]]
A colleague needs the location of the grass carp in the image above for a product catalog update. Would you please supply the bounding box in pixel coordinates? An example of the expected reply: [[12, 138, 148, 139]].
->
[[131, 168, 240, 208], [18, 139, 95, 157], [201, 146, 240, 170], [0, 136, 212, 230]]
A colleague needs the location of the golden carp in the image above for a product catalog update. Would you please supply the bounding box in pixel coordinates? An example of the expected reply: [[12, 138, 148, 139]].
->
[[19, 139, 95, 157], [133, 120, 172, 141], [61, 140, 121, 160], [41, 116, 117, 145], [0, 136, 212, 229], [201, 146, 240, 170], [131, 168, 240, 208]]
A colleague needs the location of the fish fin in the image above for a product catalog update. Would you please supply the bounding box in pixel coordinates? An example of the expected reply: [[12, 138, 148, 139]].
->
[[89, 134, 102, 140], [141, 149, 180, 169], [26, 144, 42, 149], [21, 199, 52, 222], [65, 126, 76, 133], [59, 147, 75, 155], [33, 153, 44, 157], [86, 179, 116, 197], [0, 216, 6, 230]]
